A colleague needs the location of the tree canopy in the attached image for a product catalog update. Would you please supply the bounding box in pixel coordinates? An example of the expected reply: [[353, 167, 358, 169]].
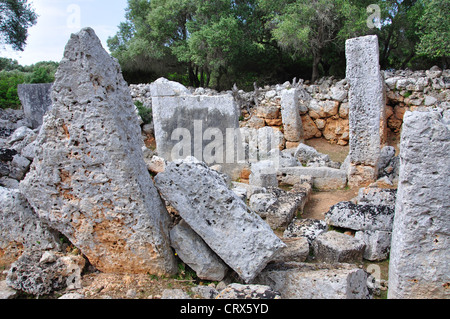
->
[[0, 0, 37, 51], [108, 0, 448, 89]]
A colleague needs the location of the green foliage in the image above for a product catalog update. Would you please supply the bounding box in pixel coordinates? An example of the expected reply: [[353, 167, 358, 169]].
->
[[135, 100, 153, 125], [416, 0, 450, 59], [0, 60, 58, 109], [0, 0, 38, 51], [0, 70, 25, 109], [105, 0, 448, 87]]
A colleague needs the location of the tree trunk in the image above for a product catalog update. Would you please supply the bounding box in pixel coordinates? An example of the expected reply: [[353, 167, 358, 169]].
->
[[311, 52, 321, 83]]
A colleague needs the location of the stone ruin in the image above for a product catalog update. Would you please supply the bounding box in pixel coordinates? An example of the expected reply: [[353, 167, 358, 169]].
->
[[0, 28, 448, 299]]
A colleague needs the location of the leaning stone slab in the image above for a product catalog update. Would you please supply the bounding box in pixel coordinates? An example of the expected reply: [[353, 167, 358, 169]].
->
[[312, 231, 365, 263], [0, 186, 61, 267], [325, 201, 394, 231], [154, 157, 286, 283], [256, 262, 372, 299], [17, 83, 53, 128], [20, 28, 177, 275], [170, 220, 228, 281], [388, 110, 450, 299]]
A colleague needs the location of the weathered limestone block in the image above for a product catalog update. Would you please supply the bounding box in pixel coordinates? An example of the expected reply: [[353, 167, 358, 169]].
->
[[346, 35, 386, 187], [6, 250, 85, 296], [325, 201, 394, 232], [283, 218, 328, 244], [17, 83, 53, 128], [249, 160, 278, 188], [0, 187, 61, 267], [355, 230, 391, 261], [256, 262, 372, 299], [151, 78, 241, 171], [388, 110, 450, 299], [20, 28, 177, 275], [154, 157, 286, 283], [170, 220, 228, 281], [216, 284, 281, 299], [312, 231, 365, 263], [249, 187, 308, 230], [271, 237, 310, 263], [278, 166, 347, 190], [281, 89, 304, 142]]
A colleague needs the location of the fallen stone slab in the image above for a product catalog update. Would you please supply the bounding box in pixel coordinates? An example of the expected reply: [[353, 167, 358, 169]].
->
[[170, 220, 228, 281], [256, 262, 372, 299], [271, 237, 310, 263], [356, 187, 397, 208], [216, 283, 281, 299], [312, 231, 365, 263], [355, 230, 391, 261], [249, 187, 308, 229], [278, 166, 347, 190], [283, 218, 328, 244], [20, 28, 177, 275], [155, 157, 286, 283], [325, 201, 394, 231]]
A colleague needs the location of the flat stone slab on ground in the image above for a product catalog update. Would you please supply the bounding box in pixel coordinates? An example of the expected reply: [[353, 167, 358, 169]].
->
[[325, 201, 394, 231], [256, 262, 372, 299], [312, 231, 365, 263]]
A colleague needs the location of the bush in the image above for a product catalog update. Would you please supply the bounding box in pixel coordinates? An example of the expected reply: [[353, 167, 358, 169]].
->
[[0, 70, 26, 109], [135, 101, 153, 125]]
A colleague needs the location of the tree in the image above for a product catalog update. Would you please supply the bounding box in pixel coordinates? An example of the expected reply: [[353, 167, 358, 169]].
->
[[416, 0, 450, 63], [259, 0, 367, 83], [0, 0, 37, 51]]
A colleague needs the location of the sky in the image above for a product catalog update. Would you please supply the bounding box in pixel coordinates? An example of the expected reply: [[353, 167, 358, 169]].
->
[[1, 0, 129, 66]]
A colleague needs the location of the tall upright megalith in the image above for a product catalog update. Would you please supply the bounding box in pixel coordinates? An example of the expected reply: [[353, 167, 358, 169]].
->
[[346, 35, 386, 187], [388, 110, 450, 299], [281, 88, 304, 146], [20, 28, 177, 275]]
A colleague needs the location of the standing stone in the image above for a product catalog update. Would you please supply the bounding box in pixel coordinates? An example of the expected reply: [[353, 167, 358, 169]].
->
[[346, 35, 386, 187], [155, 157, 286, 283], [20, 28, 177, 275], [281, 89, 304, 143], [388, 110, 450, 299], [17, 83, 53, 129], [151, 78, 243, 178]]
